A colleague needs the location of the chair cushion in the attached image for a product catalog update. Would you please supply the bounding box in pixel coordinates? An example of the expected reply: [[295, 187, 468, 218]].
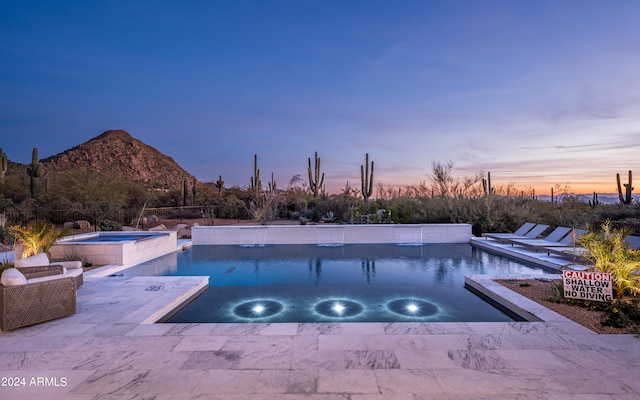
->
[[14, 253, 50, 268], [1, 268, 28, 286]]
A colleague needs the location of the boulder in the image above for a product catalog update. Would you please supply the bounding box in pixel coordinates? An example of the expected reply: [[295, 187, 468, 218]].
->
[[75, 220, 91, 230], [177, 227, 191, 239]]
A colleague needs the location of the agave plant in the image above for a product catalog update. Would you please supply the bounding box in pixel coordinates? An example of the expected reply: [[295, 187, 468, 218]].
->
[[9, 221, 69, 259], [580, 221, 640, 298]]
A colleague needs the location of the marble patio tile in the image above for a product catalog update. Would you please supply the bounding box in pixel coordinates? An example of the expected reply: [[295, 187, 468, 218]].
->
[[549, 349, 625, 370], [351, 394, 415, 400], [319, 334, 367, 350], [446, 349, 512, 370], [164, 323, 215, 336], [181, 350, 243, 370], [393, 349, 458, 369], [467, 322, 568, 336], [82, 323, 137, 337], [221, 334, 299, 352], [125, 323, 174, 336], [252, 369, 317, 394], [173, 335, 228, 351], [365, 334, 469, 351], [415, 394, 553, 400], [258, 323, 298, 335], [496, 349, 575, 369], [111, 366, 205, 396], [236, 348, 293, 369], [375, 369, 443, 394], [430, 368, 509, 394], [153, 395, 350, 400], [0, 351, 95, 371], [81, 335, 182, 352], [383, 322, 473, 335], [339, 323, 386, 335], [193, 370, 261, 394], [470, 333, 569, 350], [297, 323, 341, 335], [9, 395, 95, 400], [317, 368, 379, 394], [292, 350, 399, 370], [537, 368, 633, 395], [0, 335, 93, 352], [208, 323, 263, 335]]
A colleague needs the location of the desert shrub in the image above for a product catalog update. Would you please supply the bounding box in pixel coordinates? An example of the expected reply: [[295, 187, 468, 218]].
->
[[100, 219, 122, 231], [580, 221, 640, 298]]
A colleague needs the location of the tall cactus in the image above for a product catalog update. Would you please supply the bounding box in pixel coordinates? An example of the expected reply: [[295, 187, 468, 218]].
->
[[182, 176, 188, 206], [307, 152, 324, 199], [360, 153, 374, 204], [268, 172, 277, 194], [589, 192, 600, 208], [0, 148, 7, 184], [215, 175, 224, 194], [250, 154, 262, 197], [482, 171, 495, 195], [192, 177, 197, 206], [26, 147, 44, 199], [616, 170, 634, 205]]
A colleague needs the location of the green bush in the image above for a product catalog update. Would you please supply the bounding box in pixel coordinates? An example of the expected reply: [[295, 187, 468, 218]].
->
[[99, 219, 122, 231]]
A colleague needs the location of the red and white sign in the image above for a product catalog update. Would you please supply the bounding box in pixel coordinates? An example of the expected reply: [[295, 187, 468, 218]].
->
[[563, 270, 613, 302]]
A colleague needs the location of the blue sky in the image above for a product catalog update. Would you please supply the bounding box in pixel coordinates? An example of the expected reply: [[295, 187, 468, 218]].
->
[[1, 1, 639, 194]]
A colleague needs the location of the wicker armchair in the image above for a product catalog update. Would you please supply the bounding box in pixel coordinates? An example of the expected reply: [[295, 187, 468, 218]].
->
[[0, 275, 76, 331]]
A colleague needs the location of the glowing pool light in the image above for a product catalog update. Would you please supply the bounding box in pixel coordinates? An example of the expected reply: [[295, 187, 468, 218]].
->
[[233, 300, 284, 319], [332, 303, 345, 314], [387, 299, 439, 318], [314, 299, 364, 318], [406, 303, 419, 313]]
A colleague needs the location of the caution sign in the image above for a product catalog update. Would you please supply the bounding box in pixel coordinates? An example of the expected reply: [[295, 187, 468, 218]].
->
[[563, 270, 613, 302]]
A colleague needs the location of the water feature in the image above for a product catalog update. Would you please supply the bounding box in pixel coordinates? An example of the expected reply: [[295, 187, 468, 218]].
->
[[121, 243, 549, 323]]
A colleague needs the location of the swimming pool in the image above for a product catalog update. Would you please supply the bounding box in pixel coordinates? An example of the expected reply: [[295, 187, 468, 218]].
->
[[121, 243, 549, 323], [49, 231, 178, 267]]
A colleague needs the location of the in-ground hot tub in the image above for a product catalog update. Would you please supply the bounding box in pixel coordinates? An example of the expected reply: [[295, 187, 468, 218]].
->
[[49, 231, 179, 267]]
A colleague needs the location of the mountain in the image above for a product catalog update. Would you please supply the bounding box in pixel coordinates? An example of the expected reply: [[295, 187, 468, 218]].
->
[[13, 130, 195, 189]]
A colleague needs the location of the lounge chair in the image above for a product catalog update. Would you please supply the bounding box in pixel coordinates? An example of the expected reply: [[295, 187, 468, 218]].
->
[[14, 253, 83, 288], [482, 223, 549, 243], [1, 268, 77, 331], [542, 229, 589, 259], [506, 226, 572, 251]]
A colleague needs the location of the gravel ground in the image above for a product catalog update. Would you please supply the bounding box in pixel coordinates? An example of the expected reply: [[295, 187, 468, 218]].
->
[[496, 279, 637, 334]]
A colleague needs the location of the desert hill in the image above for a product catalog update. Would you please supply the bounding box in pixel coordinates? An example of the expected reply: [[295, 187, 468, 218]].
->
[[7, 130, 195, 190]]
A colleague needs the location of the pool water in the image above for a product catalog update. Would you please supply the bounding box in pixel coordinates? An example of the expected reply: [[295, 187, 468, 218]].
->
[[124, 244, 548, 323], [66, 233, 166, 242]]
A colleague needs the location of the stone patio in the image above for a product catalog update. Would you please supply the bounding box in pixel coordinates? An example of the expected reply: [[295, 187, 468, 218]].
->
[[1, 271, 639, 399]]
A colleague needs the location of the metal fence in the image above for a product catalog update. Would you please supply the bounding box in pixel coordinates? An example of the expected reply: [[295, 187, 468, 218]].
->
[[1, 205, 214, 234]]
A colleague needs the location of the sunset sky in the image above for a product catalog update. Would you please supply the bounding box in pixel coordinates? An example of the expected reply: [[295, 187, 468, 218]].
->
[[1, 1, 639, 195]]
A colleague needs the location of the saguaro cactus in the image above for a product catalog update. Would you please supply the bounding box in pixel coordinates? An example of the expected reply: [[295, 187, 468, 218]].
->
[[616, 170, 634, 205], [589, 192, 600, 208], [360, 153, 374, 204], [250, 154, 262, 196], [192, 177, 197, 206], [307, 152, 324, 199], [182, 177, 189, 206], [268, 172, 277, 194], [0, 148, 7, 184], [482, 172, 495, 195], [26, 147, 44, 199], [215, 175, 225, 194]]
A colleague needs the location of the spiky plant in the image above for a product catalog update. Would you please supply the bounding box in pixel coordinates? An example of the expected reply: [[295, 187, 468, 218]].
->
[[9, 221, 69, 259], [580, 221, 640, 298]]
